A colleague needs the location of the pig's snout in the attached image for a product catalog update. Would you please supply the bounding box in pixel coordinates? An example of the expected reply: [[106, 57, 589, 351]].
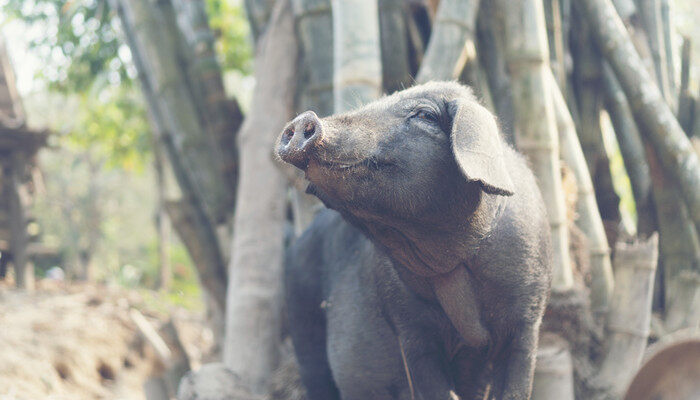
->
[[279, 111, 322, 169]]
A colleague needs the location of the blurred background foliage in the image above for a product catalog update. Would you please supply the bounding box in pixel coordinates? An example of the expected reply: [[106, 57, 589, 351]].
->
[[0, 0, 252, 307]]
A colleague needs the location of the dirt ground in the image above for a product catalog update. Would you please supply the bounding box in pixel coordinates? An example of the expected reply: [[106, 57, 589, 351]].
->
[[0, 281, 213, 400]]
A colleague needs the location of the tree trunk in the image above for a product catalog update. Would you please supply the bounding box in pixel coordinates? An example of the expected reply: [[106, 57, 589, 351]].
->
[[223, 0, 298, 394], [549, 72, 614, 314], [111, 0, 229, 309], [154, 143, 172, 291], [499, 0, 573, 291], [416, 0, 480, 83], [172, 0, 243, 200], [245, 0, 277, 42], [578, 0, 700, 228], [331, 0, 382, 111]]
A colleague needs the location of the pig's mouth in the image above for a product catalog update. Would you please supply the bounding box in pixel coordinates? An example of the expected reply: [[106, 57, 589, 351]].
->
[[312, 156, 394, 173]]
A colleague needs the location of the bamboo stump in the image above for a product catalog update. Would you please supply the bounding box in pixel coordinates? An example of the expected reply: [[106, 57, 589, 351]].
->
[[532, 333, 576, 400]]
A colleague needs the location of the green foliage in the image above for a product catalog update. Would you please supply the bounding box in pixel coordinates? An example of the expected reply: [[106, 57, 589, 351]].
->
[[205, 0, 253, 74], [1, 0, 131, 92], [68, 86, 152, 171]]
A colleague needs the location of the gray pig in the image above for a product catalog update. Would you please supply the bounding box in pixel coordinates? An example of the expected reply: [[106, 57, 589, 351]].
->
[[278, 82, 552, 400]]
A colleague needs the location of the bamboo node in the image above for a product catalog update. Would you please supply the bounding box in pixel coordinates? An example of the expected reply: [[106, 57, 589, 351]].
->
[[606, 323, 649, 338]]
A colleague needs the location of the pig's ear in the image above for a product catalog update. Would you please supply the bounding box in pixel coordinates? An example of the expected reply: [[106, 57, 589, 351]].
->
[[448, 98, 515, 196]]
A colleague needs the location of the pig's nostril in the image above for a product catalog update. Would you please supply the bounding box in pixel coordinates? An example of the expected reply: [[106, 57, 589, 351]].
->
[[303, 123, 315, 139], [284, 128, 294, 141]]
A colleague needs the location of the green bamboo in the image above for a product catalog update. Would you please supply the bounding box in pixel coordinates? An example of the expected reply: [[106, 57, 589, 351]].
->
[[499, 0, 573, 291]]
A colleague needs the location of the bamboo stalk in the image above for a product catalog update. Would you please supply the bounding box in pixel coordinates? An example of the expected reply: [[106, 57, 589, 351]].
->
[[601, 65, 655, 236], [570, 14, 621, 226], [578, 0, 700, 228], [499, 0, 573, 291], [223, 0, 297, 393], [636, 0, 673, 107], [596, 233, 658, 398], [416, 0, 481, 83], [331, 0, 382, 111], [476, 0, 515, 142], [378, 0, 412, 93], [660, 0, 675, 97], [678, 37, 694, 135], [544, 0, 567, 90], [532, 334, 576, 400], [646, 146, 700, 319], [292, 0, 334, 117], [664, 271, 700, 331], [549, 72, 614, 314]]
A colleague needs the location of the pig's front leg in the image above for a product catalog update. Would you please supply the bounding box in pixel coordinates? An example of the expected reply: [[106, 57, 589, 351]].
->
[[491, 322, 541, 400]]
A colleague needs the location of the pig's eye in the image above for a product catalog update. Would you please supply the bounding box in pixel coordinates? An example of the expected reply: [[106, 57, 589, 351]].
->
[[413, 109, 439, 124]]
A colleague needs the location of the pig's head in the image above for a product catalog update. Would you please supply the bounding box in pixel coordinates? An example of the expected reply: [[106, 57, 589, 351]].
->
[[277, 82, 514, 228]]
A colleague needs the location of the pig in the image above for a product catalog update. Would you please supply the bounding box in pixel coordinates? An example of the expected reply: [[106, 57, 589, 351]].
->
[[278, 82, 552, 400]]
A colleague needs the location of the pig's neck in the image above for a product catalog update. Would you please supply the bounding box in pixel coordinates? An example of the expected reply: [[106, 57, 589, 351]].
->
[[352, 190, 505, 278]]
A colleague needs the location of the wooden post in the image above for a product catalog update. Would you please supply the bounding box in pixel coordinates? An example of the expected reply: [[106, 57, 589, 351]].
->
[[6, 155, 33, 290]]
